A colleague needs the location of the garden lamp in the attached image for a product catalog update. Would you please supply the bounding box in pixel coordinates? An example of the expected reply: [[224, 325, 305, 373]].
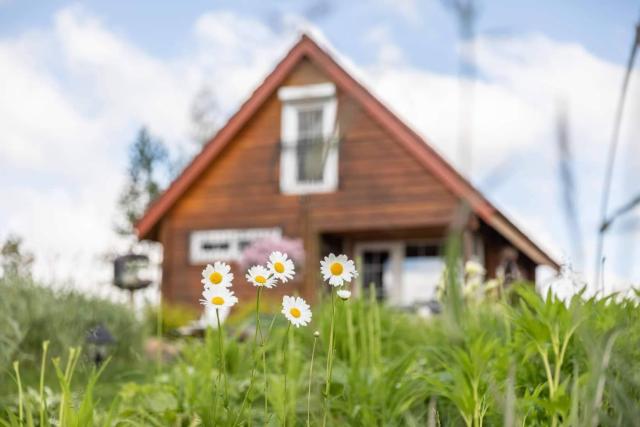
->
[[86, 324, 115, 367]]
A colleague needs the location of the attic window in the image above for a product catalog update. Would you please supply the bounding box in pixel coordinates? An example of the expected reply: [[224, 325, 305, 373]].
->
[[278, 82, 338, 194]]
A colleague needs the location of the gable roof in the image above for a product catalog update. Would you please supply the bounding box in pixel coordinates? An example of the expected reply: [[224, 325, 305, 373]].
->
[[136, 34, 558, 269]]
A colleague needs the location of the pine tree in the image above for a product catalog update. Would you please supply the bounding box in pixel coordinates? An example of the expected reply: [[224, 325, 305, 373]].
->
[[0, 234, 34, 279], [190, 85, 221, 146], [116, 127, 168, 236]]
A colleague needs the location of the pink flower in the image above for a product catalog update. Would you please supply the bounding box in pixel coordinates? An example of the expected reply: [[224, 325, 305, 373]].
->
[[240, 236, 304, 272]]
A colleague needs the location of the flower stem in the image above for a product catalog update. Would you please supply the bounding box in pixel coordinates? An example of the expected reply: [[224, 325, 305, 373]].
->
[[233, 288, 263, 427], [13, 361, 23, 424], [58, 347, 79, 424], [307, 334, 319, 427], [216, 309, 228, 406], [208, 327, 219, 421], [322, 290, 337, 427], [283, 322, 292, 426], [266, 310, 278, 341], [346, 301, 355, 365], [263, 331, 269, 424], [255, 288, 270, 424], [39, 340, 49, 427], [156, 291, 163, 375]]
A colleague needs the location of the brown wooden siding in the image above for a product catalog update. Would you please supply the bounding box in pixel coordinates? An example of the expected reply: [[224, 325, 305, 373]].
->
[[158, 58, 525, 308]]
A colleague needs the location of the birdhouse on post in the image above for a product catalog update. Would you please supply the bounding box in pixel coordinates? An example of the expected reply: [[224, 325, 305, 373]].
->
[[113, 253, 153, 306]]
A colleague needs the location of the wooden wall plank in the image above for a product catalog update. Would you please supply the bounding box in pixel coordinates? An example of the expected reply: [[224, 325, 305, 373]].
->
[[159, 58, 469, 308]]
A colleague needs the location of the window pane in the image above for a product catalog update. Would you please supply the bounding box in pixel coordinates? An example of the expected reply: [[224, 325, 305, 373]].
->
[[297, 108, 324, 182], [201, 241, 229, 251], [189, 228, 281, 264], [402, 244, 443, 303], [362, 250, 390, 301], [406, 244, 439, 257], [238, 240, 251, 251]]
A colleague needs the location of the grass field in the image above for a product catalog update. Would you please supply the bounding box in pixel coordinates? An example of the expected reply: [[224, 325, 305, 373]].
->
[[2, 271, 640, 426]]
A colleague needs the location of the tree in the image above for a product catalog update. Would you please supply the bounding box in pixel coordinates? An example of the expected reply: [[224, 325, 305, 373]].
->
[[116, 127, 168, 236], [0, 234, 34, 279], [190, 85, 221, 146]]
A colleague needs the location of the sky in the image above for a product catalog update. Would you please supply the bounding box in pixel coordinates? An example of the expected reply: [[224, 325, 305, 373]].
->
[[1, 0, 639, 298]]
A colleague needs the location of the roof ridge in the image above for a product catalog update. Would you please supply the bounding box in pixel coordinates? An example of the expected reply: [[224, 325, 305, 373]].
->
[[135, 33, 558, 269]]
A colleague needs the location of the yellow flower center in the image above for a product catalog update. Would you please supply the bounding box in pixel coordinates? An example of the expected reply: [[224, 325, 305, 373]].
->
[[330, 262, 343, 276], [274, 262, 285, 273], [211, 296, 225, 305], [255, 275, 267, 284], [209, 272, 223, 284], [290, 308, 301, 318]]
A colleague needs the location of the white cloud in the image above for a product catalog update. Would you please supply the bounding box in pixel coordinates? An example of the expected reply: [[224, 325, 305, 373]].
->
[[1, 6, 638, 296], [364, 33, 640, 289], [472, 35, 640, 286], [187, 11, 294, 115], [364, 26, 405, 65], [379, 0, 421, 25], [0, 7, 292, 295]]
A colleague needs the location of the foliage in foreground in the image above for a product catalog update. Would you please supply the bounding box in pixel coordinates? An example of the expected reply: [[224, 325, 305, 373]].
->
[[0, 276, 146, 402], [3, 279, 640, 426]]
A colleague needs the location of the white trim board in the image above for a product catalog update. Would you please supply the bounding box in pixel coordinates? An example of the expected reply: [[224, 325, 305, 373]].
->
[[278, 82, 336, 102], [189, 227, 282, 264], [279, 82, 339, 195]]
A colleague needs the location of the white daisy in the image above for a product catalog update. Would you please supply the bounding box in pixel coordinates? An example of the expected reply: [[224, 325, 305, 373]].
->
[[201, 262, 233, 288], [320, 253, 357, 287], [464, 260, 486, 277], [337, 289, 352, 300], [281, 295, 312, 327], [267, 251, 295, 283], [200, 286, 238, 309], [245, 265, 277, 288]]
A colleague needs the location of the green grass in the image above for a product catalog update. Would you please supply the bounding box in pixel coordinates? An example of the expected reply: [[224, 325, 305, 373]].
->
[[0, 276, 145, 370], [0, 275, 151, 417], [2, 275, 640, 426]]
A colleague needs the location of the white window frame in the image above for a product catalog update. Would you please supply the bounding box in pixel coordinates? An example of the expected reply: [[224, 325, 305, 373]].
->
[[401, 240, 445, 306], [354, 241, 404, 305], [354, 239, 444, 306], [189, 228, 282, 264], [278, 82, 338, 195]]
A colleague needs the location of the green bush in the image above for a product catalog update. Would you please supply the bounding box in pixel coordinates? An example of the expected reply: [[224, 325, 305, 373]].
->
[[0, 276, 146, 400], [144, 302, 199, 337]]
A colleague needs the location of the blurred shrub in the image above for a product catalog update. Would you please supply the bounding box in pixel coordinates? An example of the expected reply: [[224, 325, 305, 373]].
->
[[144, 302, 199, 336], [0, 275, 144, 384]]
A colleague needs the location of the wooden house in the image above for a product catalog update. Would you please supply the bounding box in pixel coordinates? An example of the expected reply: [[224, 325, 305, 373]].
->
[[136, 34, 557, 309]]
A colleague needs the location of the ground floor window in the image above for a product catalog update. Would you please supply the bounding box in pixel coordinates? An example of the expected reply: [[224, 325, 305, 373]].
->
[[355, 241, 444, 306], [402, 244, 445, 305], [189, 228, 281, 264]]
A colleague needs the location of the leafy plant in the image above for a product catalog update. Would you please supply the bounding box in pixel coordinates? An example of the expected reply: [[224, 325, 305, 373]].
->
[[0, 275, 146, 407], [3, 274, 640, 426]]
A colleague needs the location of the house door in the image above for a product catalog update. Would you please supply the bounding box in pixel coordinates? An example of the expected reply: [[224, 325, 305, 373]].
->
[[355, 242, 403, 303], [355, 240, 443, 306]]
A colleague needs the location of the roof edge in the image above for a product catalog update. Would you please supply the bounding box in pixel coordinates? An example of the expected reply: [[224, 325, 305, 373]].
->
[[135, 34, 312, 239], [135, 33, 559, 270]]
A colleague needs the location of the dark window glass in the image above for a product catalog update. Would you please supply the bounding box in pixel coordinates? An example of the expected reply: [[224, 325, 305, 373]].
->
[[362, 250, 390, 301], [297, 108, 325, 182], [202, 241, 229, 251], [406, 244, 439, 258]]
